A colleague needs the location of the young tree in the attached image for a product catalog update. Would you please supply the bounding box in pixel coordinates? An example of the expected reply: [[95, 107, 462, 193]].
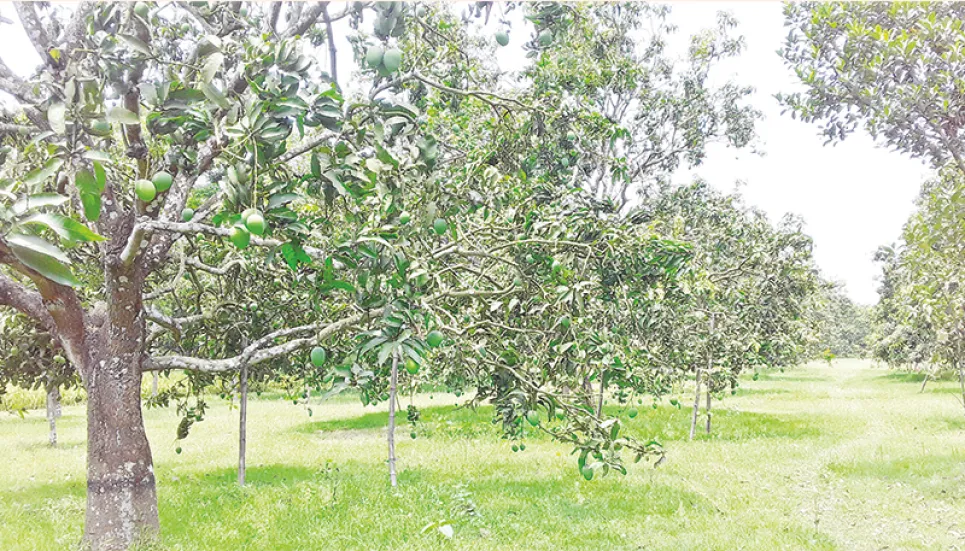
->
[[630, 182, 819, 438], [887, 170, 965, 401], [0, 311, 79, 446]]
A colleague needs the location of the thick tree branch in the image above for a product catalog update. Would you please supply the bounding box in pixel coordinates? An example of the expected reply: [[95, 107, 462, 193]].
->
[[0, 239, 89, 370], [285, 2, 326, 38], [146, 307, 385, 372], [321, 4, 337, 84], [0, 271, 56, 334], [136, 219, 326, 258], [14, 3, 52, 62]]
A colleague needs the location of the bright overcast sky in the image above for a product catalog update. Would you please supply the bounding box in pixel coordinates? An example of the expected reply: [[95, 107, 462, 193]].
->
[[667, 2, 933, 305], [0, 2, 933, 305]]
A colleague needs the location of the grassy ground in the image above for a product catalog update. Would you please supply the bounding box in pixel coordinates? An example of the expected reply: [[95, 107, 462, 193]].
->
[[3, 359, 965, 550]]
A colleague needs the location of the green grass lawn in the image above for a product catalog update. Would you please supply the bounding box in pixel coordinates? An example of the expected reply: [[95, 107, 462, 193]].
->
[[4, 359, 965, 550]]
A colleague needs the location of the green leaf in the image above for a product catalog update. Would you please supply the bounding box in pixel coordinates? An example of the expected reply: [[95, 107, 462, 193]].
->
[[23, 158, 64, 187], [83, 150, 113, 164], [79, 192, 102, 222], [21, 213, 105, 242], [267, 193, 299, 210], [8, 241, 78, 287], [93, 162, 107, 191], [12, 193, 68, 215], [107, 106, 139, 125], [75, 169, 102, 221], [202, 52, 224, 83], [310, 152, 321, 178], [201, 83, 230, 110], [47, 102, 66, 134], [377, 341, 396, 366], [5, 233, 71, 264], [118, 34, 153, 57]]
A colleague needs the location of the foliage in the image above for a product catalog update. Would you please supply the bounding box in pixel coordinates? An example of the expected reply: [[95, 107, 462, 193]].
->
[[631, 181, 820, 397], [869, 170, 964, 372], [807, 282, 872, 359], [780, 2, 965, 172]]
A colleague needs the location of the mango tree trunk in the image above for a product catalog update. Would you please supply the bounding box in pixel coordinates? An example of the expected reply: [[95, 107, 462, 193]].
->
[[387, 352, 399, 487], [705, 389, 712, 435], [46, 375, 60, 447], [83, 264, 158, 550], [238, 363, 248, 487], [689, 367, 701, 441]]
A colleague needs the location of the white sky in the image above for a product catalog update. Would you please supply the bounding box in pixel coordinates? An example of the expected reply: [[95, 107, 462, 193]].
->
[[0, 2, 932, 305], [666, 2, 932, 305]]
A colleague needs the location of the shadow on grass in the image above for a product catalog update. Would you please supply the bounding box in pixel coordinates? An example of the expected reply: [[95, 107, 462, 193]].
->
[[296, 402, 825, 444], [733, 387, 792, 397], [828, 451, 965, 498], [752, 372, 828, 383], [879, 371, 959, 384]]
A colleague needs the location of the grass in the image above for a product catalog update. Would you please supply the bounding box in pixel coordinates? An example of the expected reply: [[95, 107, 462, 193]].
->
[[3, 359, 965, 550]]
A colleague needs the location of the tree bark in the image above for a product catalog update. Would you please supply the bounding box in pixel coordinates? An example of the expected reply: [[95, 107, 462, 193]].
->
[[46, 375, 60, 447], [238, 362, 248, 487], [387, 352, 399, 487], [705, 388, 712, 435], [596, 369, 605, 417], [151, 372, 159, 398], [83, 357, 158, 550], [83, 263, 158, 550], [689, 366, 701, 441], [920, 370, 931, 393], [958, 361, 965, 418]]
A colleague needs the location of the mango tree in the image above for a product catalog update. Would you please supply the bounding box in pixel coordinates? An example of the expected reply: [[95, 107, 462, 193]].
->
[[0, 311, 80, 446], [630, 182, 819, 438]]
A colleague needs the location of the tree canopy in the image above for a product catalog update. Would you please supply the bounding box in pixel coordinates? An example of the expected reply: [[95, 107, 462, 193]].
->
[[0, 3, 826, 550]]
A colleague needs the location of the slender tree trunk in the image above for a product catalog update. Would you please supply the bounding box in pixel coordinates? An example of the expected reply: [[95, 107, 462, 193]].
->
[[920, 370, 931, 393], [691, 313, 715, 441], [958, 361, 965, 418], [46, 375, 60, 447], [83, 263, 158, 550], [705, 389, 712, 435], [151, 372, 159, 398], [582, 375, 593, 408], [596, 369, 605, 416], [387, 352, 399, 487], [238, 362, 248, 487], [689, 367, 702, 441]]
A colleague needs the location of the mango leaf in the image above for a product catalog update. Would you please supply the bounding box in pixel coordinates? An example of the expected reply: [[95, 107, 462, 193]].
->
[[118, 34, 152, 57], [8, 241, 78, 287], [93, 162, 107, 190], [75, 169, 102, 221], [12, 193, 68, 215], [202, 52, 224, 83], [107, 106, 139, 125], [83, 150, 113, 164], [23, 158, 64, 186], [5, 233, 71, 264], [47, 102, 66, 134], [201, 82, 230, 110], [21, 213, 105, 242], [267, 192, 299, 210]]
